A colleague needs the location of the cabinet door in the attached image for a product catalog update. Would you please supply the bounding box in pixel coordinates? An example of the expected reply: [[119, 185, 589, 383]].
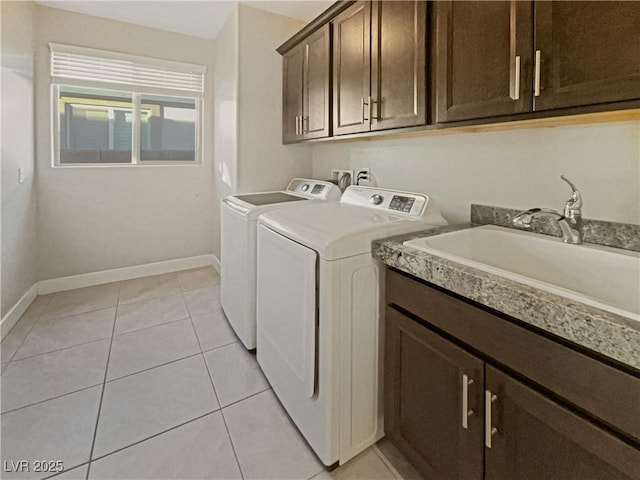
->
[[384, 307, 484, 480], [333, 1, 372, 136], [435, 1, 533, 123], [370, 0, 426, 130], [485, 365, 640, 480], [302, 24, 331, 140], [282, 44, 304, 143], [534, 1, 640, 111]]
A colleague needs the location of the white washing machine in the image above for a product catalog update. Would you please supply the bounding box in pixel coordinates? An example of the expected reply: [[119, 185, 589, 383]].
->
[[255, 186, 447, 467], [220, 178, 341, 350]]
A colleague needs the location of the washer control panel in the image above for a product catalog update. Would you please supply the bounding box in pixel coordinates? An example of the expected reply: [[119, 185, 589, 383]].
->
[[389, 195, 416, 213], [340, 186, 447, 225]]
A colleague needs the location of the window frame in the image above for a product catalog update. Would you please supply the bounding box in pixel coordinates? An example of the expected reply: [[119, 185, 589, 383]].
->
[[49, 43, 206, 168]]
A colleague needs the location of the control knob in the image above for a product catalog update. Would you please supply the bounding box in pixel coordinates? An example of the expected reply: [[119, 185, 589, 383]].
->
[[370, 194, 383, 205], [302, 184, 310, 192]]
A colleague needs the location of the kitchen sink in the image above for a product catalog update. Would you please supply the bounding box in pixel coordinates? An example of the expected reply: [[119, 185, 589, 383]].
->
[[403, 225, 640, 321]]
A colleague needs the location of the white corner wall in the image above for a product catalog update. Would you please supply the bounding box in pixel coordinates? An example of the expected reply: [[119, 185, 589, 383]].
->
[[33, 6, 217, 281], [212, 6, 312, 259], [1, 1, 37, 318], [236, 6, 312, 194], [213, 8, 239, 259], [311, 121, 640, 225]]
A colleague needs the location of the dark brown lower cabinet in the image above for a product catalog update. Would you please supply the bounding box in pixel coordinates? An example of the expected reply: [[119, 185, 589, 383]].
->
[[485, 365, 640, 480], [385, 286, 640, 480], [385, 307, 484, 480]]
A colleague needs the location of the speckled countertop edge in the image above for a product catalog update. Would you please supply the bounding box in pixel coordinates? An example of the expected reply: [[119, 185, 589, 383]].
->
[[372, 224, 640, 371]]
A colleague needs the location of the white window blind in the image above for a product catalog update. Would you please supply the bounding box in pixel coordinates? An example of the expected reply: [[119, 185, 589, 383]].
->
[[50, 43, 206, 93]]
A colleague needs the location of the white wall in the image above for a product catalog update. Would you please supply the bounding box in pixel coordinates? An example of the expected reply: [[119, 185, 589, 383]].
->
[[236, 6, 312, 193], [34, 6, 217, 281], [212, 6, 312, 259], [312, 121, 640, 225], [1, 1, 37, 317], [213, 8, 239, 260]]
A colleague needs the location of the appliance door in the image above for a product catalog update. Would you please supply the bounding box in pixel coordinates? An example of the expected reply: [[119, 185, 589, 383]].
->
[[257, 224, 317, 398], [221, 200, 256, 349]]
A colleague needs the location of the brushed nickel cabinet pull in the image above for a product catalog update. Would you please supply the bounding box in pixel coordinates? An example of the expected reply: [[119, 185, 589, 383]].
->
[[462, 374, 474, 429], [510, 55, 521, 100], [534, 50, 542, 97], [485, 390, 498, 448]]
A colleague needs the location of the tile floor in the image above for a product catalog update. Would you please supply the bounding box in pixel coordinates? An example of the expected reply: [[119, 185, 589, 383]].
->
[[1, 267, 420, 480]]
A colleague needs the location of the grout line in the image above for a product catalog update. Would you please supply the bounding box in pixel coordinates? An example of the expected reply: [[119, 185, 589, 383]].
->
[[35, 304, 118, 325], [42, 461, 90, 480], [117, 289, 182, 307], [113, 315, 192, 338], [194, 311, 245, 480], [8, 336, 112, 363], [219, 386, 272, 411], [0, 383, 103, 416], [3, 295, 54, 364], [104, 352, 202, 383], [88, 410, 220, 464], [200, 340, 239, 355], [85, 282, 121, 480]]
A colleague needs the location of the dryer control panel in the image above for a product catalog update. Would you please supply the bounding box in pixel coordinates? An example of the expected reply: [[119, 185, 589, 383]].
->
[[287, 178, 342, 201]]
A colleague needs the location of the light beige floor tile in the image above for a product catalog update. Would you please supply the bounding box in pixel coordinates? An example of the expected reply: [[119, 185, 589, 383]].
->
[[89, 412, 241, 479], [107, 319, 200, 380], [94, 355, 219, 458], [204, 342, 268, 407], [183, 287, 221, 317], [1, 300, 48, 362], [177, 267, 220, 292], [0, 386, 101, 480], [312, 448, 397, 480], [224, 389, 322, 480], [192, 310, 237, 352], [114, 294, 189, 335], [40, 283, 120, 321], [119, 273, 181, 305], [50, 464, 89, 479], [14, 308, 115, 360], [1, 340, 109, 412]]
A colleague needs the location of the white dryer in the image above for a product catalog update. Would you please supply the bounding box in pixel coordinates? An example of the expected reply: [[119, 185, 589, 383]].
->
[[221, 179, 341, 350], [256, 186, 447, 467]]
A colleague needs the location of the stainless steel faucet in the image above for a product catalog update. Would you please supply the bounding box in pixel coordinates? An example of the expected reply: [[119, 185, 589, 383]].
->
[[512, 176, 583, 244]]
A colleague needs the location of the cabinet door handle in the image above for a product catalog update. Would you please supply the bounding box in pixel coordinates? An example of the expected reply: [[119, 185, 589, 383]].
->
[[485, 390, 498, 448], [295, 115, 299, 135], [462, 374, 474, 429], [534, 50, 541, 97], [301, 116, 307, 135], [510, 55, 521, 100], [361, 97, 368, 123], [368, 96, 373, 123]]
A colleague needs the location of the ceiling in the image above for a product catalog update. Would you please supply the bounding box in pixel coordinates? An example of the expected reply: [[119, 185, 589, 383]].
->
[[35, 1, 333, 40]]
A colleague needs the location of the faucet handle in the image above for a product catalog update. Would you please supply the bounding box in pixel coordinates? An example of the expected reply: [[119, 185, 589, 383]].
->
[[560, 175, 583, 214]]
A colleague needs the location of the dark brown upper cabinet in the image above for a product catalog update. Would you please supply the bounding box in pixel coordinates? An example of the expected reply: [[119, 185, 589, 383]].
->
[[333, 1, 426, 135], [282, 24, 331, 143], [435, 1, 533, 123], [533, 1, 640, 111], [436, 1, 640, 123]]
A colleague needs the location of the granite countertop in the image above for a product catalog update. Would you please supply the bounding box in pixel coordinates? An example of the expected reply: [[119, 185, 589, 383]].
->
[[372, 207, 640, 371]]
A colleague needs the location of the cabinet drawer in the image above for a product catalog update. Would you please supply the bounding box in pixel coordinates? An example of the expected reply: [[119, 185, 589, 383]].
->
[[386, 268, 640, 443]]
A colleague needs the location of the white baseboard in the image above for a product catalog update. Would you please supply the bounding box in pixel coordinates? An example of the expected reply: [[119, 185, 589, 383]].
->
[[212, 254, 221, 274], [1, 284, 38, 340], [38, 254, 216, 295]]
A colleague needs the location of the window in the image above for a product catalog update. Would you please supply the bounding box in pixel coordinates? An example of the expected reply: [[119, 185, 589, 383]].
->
[[50, 43, 206, 166]]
